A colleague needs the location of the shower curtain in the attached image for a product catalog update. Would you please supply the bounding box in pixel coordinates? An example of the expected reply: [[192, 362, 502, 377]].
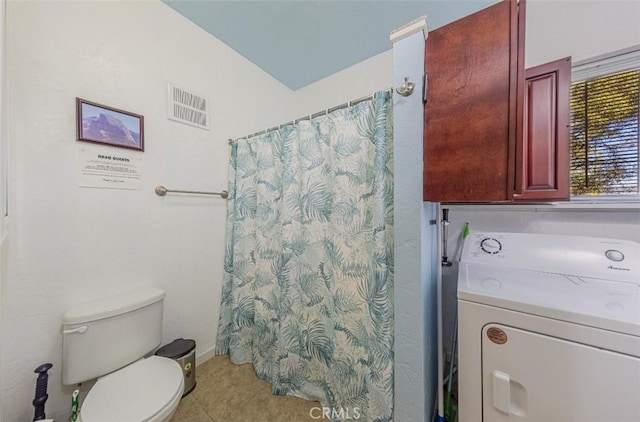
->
[[216, 91, 393, 421]]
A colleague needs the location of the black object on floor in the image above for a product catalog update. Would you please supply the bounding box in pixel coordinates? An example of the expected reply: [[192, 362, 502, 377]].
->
[[156, 338, 197, 397]]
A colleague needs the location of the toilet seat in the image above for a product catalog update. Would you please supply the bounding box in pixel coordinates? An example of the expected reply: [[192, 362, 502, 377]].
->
[[79, 355, 185, 422]]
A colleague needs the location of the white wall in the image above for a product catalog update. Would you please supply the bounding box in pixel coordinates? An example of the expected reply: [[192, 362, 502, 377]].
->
[[391, 25, 436, 422], [294, 50, 392, 117], [2, 1, 294, 420], [0, 0, 5, 417], [526, 0, 640, 68]]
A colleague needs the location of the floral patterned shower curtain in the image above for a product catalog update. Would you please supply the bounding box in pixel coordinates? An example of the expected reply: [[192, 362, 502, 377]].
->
[[216, 91, 393, 421]]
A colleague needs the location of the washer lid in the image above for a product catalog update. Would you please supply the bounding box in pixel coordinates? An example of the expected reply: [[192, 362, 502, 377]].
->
[[458, 262, 640, 337], [80, 356, 184, 422], [461, 232, 639, 284]]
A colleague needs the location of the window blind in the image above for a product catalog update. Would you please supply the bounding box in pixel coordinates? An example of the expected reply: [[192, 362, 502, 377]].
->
[[572, 48, 640, 82], [570, 49, 640, 196]]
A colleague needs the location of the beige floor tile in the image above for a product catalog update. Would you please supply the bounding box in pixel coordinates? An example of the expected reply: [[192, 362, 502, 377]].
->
[[171, 394, 213, 422], [171, 354, 321, 422], [195, 354, 230, 379], [191, 356, 266, 420], [228, 386, 321, 422]]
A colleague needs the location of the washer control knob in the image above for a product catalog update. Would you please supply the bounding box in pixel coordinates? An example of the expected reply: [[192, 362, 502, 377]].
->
[[480, 238, 502, 254], [605, 249, 625, 262]]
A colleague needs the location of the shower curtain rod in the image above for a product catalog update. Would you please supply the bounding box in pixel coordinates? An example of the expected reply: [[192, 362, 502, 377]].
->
[[228, 87, 393, 144]]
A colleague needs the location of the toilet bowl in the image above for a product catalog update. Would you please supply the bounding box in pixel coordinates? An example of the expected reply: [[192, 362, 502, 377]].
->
[[62, 288, 186, 422], [78, 356, 184, 422]]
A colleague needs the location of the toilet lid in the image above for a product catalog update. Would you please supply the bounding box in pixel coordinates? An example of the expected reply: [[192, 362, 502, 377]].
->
[[80, 355, 184, 422]]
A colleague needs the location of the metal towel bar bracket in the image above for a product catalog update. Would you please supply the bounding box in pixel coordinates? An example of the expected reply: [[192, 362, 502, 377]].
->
[[155, 185, 228, 199]]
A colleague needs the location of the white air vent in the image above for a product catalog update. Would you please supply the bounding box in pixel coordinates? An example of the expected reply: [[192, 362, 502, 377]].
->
[[167, 83, 210, 130]]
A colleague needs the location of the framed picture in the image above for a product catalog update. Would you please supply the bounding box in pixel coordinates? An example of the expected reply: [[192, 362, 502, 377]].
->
[[76, 98, 144, 151]]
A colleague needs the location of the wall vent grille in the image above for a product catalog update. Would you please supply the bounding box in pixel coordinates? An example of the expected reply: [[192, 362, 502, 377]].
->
[[167, 83, 210, 130]]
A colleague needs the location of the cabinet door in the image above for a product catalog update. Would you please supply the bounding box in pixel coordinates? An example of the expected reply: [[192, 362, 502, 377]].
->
[[514, 57, 571, 200], [423, 0, 525, 202]]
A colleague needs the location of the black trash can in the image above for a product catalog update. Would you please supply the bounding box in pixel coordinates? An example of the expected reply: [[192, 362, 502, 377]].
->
[[155, 338, 196, 397]]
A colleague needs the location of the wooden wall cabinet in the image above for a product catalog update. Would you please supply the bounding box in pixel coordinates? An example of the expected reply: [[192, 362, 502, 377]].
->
[[423, 0, 570, 202]]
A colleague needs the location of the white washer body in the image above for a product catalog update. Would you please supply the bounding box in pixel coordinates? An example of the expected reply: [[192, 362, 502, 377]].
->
[[457, 232, 640, 422]]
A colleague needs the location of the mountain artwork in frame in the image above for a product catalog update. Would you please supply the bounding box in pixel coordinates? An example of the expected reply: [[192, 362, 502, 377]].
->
[[76, 98, 144, 151]]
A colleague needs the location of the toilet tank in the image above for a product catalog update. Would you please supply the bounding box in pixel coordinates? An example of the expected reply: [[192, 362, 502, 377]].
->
[[62, 287, 165, 385]]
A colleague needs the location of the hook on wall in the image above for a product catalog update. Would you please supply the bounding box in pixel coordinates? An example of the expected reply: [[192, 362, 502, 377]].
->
[[396, 77, 415, 97]]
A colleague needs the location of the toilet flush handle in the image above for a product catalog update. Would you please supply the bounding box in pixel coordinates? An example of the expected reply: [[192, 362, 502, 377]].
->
[[62, 326, 88, 335]]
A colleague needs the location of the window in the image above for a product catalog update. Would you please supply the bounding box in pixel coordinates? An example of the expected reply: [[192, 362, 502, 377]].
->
[[570, 48, 640, 196]]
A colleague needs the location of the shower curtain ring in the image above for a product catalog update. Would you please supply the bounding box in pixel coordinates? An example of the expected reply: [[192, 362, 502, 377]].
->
[[396, 77, 415, 97]]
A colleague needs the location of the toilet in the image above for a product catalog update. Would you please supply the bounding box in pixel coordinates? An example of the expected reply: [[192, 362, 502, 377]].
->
[[62, 288, 185, 422]]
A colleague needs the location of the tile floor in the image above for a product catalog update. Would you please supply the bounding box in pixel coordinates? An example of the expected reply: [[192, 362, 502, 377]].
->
[[171, 355, 320, 422]]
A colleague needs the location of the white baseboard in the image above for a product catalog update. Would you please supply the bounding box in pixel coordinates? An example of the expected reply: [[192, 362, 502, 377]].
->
[[196, 345, 217, 366]]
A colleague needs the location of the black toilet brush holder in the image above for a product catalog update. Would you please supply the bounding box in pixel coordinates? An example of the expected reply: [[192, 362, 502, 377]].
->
[[32, 363, 53, 421]]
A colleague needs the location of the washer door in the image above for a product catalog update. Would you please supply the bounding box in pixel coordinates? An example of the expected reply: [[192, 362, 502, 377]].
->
[[481, 324, 640, 422]]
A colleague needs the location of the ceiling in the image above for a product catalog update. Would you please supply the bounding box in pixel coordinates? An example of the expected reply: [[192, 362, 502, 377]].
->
[[163, 0, 498, 90]]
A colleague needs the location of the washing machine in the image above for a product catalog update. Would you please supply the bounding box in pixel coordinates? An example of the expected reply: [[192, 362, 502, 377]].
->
[[457, 232, 640, 422]]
